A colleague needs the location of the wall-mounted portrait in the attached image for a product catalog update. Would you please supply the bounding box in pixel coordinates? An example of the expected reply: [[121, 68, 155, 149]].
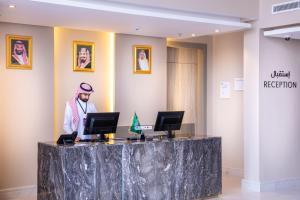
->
[[133, 45, 151, 74], [73, 41, 95, 72], [6, 35, 32, 70]]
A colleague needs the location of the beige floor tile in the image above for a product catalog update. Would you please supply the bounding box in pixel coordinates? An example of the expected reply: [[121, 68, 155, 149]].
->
[[8, 175, 300, 200]]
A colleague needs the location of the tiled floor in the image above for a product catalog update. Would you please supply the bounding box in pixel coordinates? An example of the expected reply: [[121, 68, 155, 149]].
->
[[8, 176, 300, 200], [211, 176, 300, 200]]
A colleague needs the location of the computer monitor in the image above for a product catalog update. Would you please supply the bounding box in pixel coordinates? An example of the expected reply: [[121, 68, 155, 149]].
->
[[84, 112, 120, 141], [154, 111, 184, 138]]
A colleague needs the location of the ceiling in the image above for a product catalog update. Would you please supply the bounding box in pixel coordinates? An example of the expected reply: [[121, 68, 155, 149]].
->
[[0, 0, 257, 38], [264, 26, 300, 40], [71, 0, 258, 19]]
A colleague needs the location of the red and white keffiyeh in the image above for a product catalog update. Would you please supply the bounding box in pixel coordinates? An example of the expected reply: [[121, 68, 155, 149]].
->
[[69, 82, 94, 130]]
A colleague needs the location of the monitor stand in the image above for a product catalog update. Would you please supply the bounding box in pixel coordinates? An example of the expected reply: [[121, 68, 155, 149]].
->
[[167, 130, 175, 139], [95, 134, 109, 142]]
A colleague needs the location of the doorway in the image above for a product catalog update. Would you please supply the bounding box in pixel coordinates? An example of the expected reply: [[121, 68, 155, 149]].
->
[[167, 42, 207, 136]]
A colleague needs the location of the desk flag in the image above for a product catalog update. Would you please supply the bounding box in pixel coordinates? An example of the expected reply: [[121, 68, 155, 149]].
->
[[130, 112, 142, 134]]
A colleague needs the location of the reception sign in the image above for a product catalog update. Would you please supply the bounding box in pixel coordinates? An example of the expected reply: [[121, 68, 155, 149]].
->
[[264, 70, 297, 88]]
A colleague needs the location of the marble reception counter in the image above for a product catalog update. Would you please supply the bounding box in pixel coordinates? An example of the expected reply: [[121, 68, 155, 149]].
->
[[38, 136, 221, 200]]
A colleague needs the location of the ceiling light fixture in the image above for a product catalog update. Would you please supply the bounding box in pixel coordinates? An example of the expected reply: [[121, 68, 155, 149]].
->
[[9, 4, 16, 8], [191, 33, 196, 37], [215, 29, 220, 33]]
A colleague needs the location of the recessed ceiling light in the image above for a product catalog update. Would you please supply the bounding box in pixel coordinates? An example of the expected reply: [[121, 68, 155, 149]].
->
[[215, 29, 220, 33], [191, 33, 196, 37], [9, 4, 16, 8]]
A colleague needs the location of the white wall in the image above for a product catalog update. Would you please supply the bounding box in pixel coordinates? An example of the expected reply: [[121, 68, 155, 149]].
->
[[0, 23, 54, 190], [259, 36, 300, 182], [54, 28, 114, 138], [211, 32, 244, 176], [243, 23, 261, 184], [115, 34, 167, 126]]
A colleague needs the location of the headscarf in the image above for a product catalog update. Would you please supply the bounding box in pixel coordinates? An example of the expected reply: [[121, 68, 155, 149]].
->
[[12, 41, 29, 65], [138, 50, 149, 70], [69, 82, 94, 131]]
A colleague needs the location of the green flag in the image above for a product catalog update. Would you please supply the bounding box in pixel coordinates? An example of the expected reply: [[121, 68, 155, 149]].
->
[[129, 112, 142, 134]]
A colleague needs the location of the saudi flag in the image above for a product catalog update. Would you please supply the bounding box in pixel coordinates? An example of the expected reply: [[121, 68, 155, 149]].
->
[[129, 112, 142, 134]]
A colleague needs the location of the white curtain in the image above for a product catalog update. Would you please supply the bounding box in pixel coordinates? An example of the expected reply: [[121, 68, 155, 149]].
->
[[167, 47, 205, 134]]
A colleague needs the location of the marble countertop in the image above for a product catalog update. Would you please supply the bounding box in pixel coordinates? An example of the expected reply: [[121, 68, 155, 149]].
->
[[40, 136, 221, 148]]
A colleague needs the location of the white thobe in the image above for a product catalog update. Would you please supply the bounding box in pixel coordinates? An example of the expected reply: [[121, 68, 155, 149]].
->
[[138, 59, 149, 70], [16, 55, 25, 65], [63, 99, 97, 139]]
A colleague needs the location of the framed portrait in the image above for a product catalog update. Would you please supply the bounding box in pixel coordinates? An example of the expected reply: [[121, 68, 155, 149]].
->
[[6, 35, 32, 70], [133, 45, 152, 74], [73, 41, 95, 72]]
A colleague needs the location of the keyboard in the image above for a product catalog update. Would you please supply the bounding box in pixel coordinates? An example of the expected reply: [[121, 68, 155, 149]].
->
[[79, 139, 93, 142], [79, 139, 108, 142]]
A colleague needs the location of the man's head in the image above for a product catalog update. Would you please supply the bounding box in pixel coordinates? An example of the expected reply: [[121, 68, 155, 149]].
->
[[14, 41, 25, 55], [77, 82, 94, 102], [78, 48, 88, 64], [138, 50, 146, 60]]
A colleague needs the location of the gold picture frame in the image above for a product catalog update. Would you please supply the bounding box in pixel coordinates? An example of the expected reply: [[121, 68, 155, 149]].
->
[[133, 45, 152, 74], [6, 34, 32, 70], [73, 41, 95, 72]]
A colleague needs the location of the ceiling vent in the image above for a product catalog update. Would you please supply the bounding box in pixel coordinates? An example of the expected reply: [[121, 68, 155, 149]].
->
[[272, 0, 300, 14]]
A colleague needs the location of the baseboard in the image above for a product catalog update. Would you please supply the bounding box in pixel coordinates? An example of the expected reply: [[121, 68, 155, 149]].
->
[[223, 167, 244, 178], [0, 185, 37, 200], [242, 179, 261, 192], [242, 178, 300, 192]]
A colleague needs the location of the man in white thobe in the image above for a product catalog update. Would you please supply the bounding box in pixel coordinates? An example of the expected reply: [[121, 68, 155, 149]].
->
[[63, 82, 97, 141], [138, 50, 149, 70]]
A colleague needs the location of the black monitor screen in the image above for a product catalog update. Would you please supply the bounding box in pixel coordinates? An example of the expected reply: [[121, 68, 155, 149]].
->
[[154, 111, 184, 132], [84, 112, 120, 135]]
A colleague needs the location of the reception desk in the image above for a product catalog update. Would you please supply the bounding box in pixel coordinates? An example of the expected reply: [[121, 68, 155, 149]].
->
[[38, 136, 221, 200]]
